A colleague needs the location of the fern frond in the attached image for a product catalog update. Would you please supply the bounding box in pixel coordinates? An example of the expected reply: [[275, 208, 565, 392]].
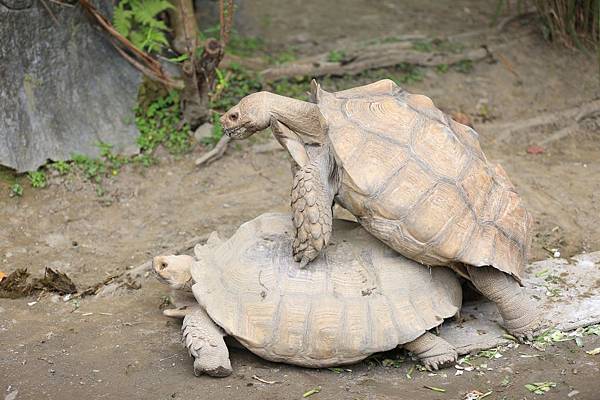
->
[[113, 1, 133, 36], [133, 0, 173, 29], [129, 30, 146, 50], [112, 0, 172, 53]]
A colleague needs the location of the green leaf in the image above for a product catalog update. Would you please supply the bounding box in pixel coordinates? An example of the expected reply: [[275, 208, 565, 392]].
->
[[132, 0, 173, 27], [302, 387, 321, 397], [166, 54, 189, 63], [525, 382, 557, 395], [113, 5, 133, 37], [423, 386, 446, 393], [129, 30, 146, 50]]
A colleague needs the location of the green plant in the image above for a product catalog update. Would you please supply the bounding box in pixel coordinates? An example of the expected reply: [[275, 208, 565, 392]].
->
[[136, 90, 192, 154], [327, 50, 346, 63], [412, 40, 433, 52], [228, 33, 264, 57], [133, 153, 155, 167], [27, 171, 47, 188], [98, 142, 128, 171], [394, 63, 425, 84], [270, 50, 297, 64], [113, 0, 173, 53], [454, 59, 474, 73], [525, 381, 557, 395], [436, 63, 449, 74], [49, 160, 71, 175], [272, 78, 309, 100], [209, 63, 262, 111], [72, 154, 106, 183], [10, 183, 23, 197]]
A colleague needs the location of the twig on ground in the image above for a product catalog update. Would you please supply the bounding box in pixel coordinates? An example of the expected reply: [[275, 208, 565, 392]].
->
[[40, 0, 59, 25], [252, 375, 278, 384], [485, 100, 600, 143], [195, 135, 231, 167]]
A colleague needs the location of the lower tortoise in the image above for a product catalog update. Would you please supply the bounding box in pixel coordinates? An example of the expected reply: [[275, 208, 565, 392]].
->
[[220, 79, 540, 339], [154, 213, 462, 376]]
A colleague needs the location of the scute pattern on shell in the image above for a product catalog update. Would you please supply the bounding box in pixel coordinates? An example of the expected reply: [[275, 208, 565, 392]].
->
[[314, 80, 532, 280], [190, 213, 462, 367]]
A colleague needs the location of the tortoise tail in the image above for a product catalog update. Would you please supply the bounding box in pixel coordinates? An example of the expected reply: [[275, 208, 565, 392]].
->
[[291, 161, 334, 267]]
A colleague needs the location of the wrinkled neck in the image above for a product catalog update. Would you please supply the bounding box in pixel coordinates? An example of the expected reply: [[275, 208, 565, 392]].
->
[[264, 93, 325, 144]]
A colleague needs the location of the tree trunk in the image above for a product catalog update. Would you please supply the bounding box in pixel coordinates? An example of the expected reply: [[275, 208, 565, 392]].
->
[[171, 0, 224, 128]]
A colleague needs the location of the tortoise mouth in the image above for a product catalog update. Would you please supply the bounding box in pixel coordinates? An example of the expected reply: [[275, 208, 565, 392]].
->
[[224, 124, 254, 140]]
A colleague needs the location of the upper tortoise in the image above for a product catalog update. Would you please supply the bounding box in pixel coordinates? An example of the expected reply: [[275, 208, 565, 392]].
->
[[221, 79, 540, 339]]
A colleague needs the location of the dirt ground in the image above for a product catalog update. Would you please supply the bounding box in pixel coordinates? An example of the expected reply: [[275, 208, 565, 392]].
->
[[2, 1, 600, 399]]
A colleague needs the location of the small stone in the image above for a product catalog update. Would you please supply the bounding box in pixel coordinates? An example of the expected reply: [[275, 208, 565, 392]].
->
[[568, 390, 580, 397], [194, 123, 214, 142]]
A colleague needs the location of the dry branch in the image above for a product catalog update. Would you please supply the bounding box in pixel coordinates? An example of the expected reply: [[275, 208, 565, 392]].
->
[[260, 42, 491, 82], [485, 100, 600, 143], [195, 135, 231, 167]]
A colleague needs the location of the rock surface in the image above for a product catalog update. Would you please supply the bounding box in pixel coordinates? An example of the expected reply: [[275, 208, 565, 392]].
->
[[0, 0, 141, 172]]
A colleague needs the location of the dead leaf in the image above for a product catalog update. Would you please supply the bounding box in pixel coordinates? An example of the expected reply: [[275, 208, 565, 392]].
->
[[527, 145, 545, 155], [0, 269, 33, 298], [32, 267, 77, 295], [585, 347, 600, 355], [0, 271, 6, 282]]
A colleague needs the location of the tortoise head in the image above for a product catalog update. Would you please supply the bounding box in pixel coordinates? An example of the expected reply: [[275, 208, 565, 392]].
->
[[152, 254, 194, 291], [220, 92, 271, 139]]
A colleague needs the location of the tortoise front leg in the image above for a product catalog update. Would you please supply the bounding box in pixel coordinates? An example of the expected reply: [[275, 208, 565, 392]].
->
[[291, 151, 338, 267], [467, 266, 542, 341], [182, 307, 232, 377], [404, 332, 457, 371]]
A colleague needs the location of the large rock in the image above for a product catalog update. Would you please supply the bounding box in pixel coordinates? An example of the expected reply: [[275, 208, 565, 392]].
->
[[0, 0, 141, 172]]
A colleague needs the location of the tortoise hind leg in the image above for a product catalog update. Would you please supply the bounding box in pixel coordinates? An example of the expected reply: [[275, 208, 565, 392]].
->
[[404, 332, 457, 371], [182, 307, 232, 377], [291, 152, 337, 267], [467, 265, 542, 341]]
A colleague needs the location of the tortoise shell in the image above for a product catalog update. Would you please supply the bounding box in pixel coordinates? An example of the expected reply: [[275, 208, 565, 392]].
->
[[190, 213, 461, 367], [313, 80, 533, 281]]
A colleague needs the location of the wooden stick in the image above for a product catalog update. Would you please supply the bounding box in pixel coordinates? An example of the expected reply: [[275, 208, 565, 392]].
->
[[195, 135, 231, 167], [484, 100, 600, 143]]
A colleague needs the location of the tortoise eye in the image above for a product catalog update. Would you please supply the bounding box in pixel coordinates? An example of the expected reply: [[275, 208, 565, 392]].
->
[[229, 112, 239, 121], [159, 262, 168, 270]]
